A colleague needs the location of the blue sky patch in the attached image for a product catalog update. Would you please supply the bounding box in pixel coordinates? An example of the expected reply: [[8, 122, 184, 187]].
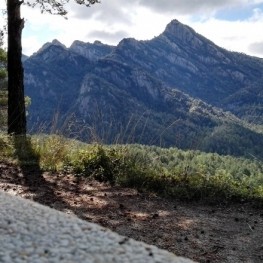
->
[[215, 5, 260, 21], [24, 23, 60, 43]]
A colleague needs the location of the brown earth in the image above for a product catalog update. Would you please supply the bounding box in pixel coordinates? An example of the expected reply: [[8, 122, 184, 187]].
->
[[0, 160, 263, 263]]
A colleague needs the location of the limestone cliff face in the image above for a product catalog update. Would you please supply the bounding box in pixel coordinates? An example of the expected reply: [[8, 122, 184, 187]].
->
[[111, 19, 263, 109], [70, 40, 114, 61], [163, 19, 204, 49]]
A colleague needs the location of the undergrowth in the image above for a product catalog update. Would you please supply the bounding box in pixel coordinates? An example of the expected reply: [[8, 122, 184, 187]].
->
[[0, 133, 263, 204]]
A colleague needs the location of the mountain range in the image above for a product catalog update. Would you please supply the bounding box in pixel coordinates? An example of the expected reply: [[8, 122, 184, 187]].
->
[[24, 19, 263, 159]]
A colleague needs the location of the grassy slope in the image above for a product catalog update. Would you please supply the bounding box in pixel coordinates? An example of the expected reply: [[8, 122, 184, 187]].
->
[[1, 133, 263, 204]]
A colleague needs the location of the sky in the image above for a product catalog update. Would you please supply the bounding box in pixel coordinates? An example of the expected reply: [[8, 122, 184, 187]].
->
[[1, 0, 263, 57]]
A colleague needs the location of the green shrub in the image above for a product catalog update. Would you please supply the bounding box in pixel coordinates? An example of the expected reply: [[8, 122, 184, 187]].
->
[[65, 144, 123, 184], [1, 133, 262, 204]]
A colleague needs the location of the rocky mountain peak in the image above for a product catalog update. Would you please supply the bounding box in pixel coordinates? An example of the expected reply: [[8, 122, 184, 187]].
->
[[93, 40, 104, 45], [51, 39, 66, 47], [117, 37, 135, 45], [70, 40, 114, 61], [164, 20, 195, 38], [162, 19, 206, 49], [33, 39, 67, 56], [70, 40, 85, 49], [29, 39, 70, 64]]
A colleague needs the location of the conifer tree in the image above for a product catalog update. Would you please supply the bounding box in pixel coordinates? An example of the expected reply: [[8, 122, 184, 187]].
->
[[0, 35, 7, 130], [7, 0, 99, 135]]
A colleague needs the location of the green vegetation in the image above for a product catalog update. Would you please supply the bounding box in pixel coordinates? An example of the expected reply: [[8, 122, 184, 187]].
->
[[1, 133, 263, 204]]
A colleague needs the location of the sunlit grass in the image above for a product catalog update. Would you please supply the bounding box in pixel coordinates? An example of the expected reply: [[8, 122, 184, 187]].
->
[[0, 133, 263, 204]]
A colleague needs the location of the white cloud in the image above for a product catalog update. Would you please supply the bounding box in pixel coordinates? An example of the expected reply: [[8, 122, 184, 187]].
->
[[87, 30, 128, 43], [69, 0, 134, 25], [0, 0, 261, 58], [22, 36, 43, 56], [134, 0, 263, 15], [249, 41, 263, 54], [137, 0, 230, 14], [188, 8, 263, 57]]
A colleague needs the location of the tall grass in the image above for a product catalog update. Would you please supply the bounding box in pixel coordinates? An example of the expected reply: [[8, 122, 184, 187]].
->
[[1, 132, 263, 204]]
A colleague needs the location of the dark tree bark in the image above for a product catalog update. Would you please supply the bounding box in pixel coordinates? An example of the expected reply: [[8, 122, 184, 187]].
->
[[7, 0, 26, 135]]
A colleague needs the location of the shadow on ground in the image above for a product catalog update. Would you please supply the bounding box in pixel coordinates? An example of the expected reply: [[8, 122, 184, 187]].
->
[[11, 135, 70, 208]]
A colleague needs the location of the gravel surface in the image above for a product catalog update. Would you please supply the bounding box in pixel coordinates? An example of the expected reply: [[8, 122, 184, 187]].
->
[[0, 191, 194, 263], [1, 161, 263, 262]]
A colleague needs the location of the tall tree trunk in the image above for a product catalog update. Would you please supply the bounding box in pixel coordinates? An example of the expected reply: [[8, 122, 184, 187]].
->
[[7, 0, 26, 135]]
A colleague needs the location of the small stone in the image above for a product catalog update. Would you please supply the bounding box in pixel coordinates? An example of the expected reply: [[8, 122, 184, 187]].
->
[[119, 237, 129, 245], [119, 204, 125, 209], [152, 213, 159, 219]]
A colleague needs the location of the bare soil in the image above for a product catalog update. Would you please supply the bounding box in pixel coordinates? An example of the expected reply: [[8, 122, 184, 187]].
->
[[1, 160, 263, 263]]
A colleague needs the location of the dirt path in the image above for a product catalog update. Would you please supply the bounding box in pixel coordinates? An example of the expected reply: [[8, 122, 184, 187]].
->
[[1, 161, 263, 263]]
